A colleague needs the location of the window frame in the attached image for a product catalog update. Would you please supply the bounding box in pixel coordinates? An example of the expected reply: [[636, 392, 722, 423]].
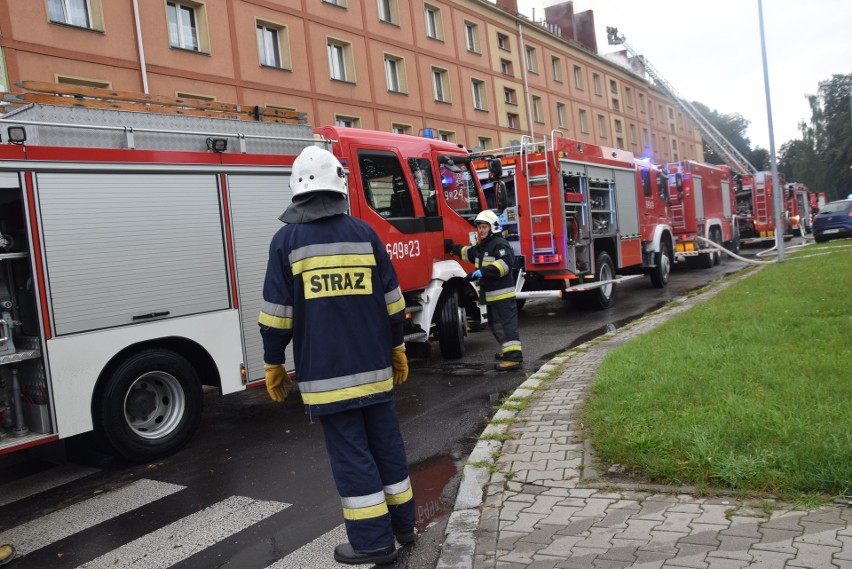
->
[[471, 78, 487, 111], [578, 108, 589, 133], [525, 45, 538, 74], [500, 59, 513, 76], [592, 73, 602, 96], [377, 0, 398, 24], [503, 87, 517, 105], [597, 114, 607, 138], [384, 54, 406, 94], [167, 1, 205, 52], [256, 21, 290, 70], [573, 65, 584, 90], [424, 4, 442, 40], [556, 102, 567, 129], [463, 21, 479, 53], [335, 115, 361, 128], [327, 38, 354, 82], [431, 66, 450, 103], [497, 33, 510, 51], [507, 112, 519, 129], [532, 95, 544, 124], [47, 0, 101, 30], [551, 56, 563, 83]]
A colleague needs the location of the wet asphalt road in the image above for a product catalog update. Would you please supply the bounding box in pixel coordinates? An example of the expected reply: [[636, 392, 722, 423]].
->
[[0, 242, 791, 569]]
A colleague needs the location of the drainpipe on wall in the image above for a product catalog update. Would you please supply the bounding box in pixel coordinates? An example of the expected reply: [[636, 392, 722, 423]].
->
[[132, 0, 149, 93], [517, 20, 535, 142]]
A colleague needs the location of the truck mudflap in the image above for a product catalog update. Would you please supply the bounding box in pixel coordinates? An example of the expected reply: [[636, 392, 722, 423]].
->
[[515, 274, 643, 299]]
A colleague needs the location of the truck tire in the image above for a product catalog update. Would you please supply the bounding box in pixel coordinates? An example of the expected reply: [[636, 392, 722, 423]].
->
[[649, 240, 671, 288], [590, 251, 616, 309], [96, 349, 202, 463], [437, 291, 465, 359], [711, 228, 723, 266]]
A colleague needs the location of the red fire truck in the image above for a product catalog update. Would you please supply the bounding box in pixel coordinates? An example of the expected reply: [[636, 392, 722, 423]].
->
[[784, 182, 813, 236], [735, 171, 790, 245], [477, 134, 675, 309], [0, 102, 487, 461], [667, 160, 738, 268]]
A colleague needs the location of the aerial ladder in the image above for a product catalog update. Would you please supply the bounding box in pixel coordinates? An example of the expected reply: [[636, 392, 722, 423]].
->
[[606, 27, 757, 177]]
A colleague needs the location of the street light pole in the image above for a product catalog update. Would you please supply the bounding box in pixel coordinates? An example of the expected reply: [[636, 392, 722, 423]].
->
[[758, 0, 784, 261]]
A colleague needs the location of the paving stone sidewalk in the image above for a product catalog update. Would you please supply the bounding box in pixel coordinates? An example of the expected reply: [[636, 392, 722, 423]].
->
[[436, 275, 852, 569]]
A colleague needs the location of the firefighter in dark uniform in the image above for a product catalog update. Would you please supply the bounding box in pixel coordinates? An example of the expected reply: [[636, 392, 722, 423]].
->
[[259, 146, 415, 565], [446, 210, 523, 370]]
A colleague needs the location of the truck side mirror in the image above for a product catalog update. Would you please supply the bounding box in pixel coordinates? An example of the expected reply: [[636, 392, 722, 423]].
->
[[488, 157, 503, 180], [496, 180, 509, 211], [675, 173, 683, 195]]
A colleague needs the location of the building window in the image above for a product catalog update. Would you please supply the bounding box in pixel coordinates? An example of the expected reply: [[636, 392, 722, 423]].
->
[[500, 59, 513, 76], [167, 1, 202, 51], [327, 39, 353, 82], [56, 75, 111, 89], [609, 79, 618, 94], [556, 102, 567, 129], [257, 23, 290, 69], [464, 21, 479, 53], [593, 73, 602, 96], [598, 114, 607, 138], [438, 130, 455, 142], [507, 113, 519, 129], [551, 56, 563, 83], [48, 0, 100, 29], [384, 54, 406, 93], [658, 104, 664, 122], [614, 119, 623, 134], [432, 67, 450, 102], [532, 95, 544, 124], [643, 128, 650, 147], [176, 91, 215, 101], [323, 0, 347, 5], [525, 46, 538, 73], [471, 78, 486, 110], [378, 0, 398, 24], [573, 65, 584, 90], [579, 109, 588, 133], [503, 87, 517, 105], [335, 115, 360, 128], [391, 123, 411, 135], [611, 98, 620, 112], [624, 86, 633, 109], [477, 136, 491, 150], [424, 5, 442, 40], [638, 92, 646, 113], [497, 33, 509, 51], [629, 124, 637, 145], [616, 137, 624, 149]]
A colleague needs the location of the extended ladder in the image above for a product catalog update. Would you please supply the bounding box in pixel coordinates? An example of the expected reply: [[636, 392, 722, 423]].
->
[[606, 28, 757, 177]]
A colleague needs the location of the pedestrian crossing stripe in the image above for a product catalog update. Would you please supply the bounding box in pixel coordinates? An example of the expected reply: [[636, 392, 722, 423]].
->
[[0, 464, 100, 508], [78, 495, 290, 569], [0, 478, 185, 557]]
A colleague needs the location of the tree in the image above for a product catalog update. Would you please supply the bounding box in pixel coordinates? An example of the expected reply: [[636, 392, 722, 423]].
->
[[689, 101, 753, 168]]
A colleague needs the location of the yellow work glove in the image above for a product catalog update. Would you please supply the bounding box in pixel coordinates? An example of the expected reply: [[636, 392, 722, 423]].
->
[[391, 346, 409, 385], [264, 363, 292, 403]]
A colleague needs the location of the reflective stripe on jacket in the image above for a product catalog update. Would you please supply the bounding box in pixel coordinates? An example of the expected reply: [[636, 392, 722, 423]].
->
[[259, 214, 405, 416], [455, 234, 516, 303]]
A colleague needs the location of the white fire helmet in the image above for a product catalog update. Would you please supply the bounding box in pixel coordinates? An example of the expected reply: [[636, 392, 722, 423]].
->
[[289, 145, 348, 198], [474, 209, 501, 233]]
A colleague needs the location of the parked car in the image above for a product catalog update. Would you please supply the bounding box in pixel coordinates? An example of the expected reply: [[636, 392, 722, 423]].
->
[[812, 199, 852, 243]]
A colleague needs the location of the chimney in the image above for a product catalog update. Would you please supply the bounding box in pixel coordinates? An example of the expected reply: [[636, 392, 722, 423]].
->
[[574, 9, 598, 53], [544, 1, 576, 42], [496, 0, 518, 14]]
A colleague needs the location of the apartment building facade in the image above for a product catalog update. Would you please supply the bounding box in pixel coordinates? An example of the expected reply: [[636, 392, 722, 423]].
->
[[0, 0, 703, 163]]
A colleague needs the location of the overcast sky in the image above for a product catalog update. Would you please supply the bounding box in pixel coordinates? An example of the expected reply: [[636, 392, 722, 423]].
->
[[519, 0, 852, 152]]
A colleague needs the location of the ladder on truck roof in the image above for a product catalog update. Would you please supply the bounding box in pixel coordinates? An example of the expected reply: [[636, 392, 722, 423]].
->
[[520, 134, 556, 257], [606, 28, 757, 177]]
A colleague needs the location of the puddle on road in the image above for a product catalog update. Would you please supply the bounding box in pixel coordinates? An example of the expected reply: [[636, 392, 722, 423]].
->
[[408, 454, 458, 530], [413, 361, 487, 377]]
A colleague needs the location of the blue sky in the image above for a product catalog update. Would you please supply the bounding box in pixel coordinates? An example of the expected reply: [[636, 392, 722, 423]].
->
[[519, 0, 852, 152]]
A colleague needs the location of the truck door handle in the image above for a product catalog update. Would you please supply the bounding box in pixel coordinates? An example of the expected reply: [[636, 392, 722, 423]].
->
[[132, 311, 170, 321]]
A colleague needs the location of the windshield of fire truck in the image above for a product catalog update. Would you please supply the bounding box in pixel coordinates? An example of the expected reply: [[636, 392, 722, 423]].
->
[[440, 162, 480, 218]]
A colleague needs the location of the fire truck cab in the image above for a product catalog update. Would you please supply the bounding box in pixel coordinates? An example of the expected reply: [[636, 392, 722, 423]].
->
[[784, 182, 812, 236], [0, 104, 484, 461], [735, 171, 790, 245]]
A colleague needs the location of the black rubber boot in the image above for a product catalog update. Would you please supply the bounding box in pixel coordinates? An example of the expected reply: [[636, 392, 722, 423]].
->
[[0, 544, 15, 567], [333, 543, 397, 565], [395, 529, 416, 545]]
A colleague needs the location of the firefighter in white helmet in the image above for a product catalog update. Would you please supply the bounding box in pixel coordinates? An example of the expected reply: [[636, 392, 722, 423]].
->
[[259, 145, 415, 565], [445, 210, 523, 370]]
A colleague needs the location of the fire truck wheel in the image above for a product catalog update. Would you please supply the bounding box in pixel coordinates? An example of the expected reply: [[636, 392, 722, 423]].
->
[[711, 228, 723, 266], [97, 349, 203, 463], [650, 240, 672, 288], [437, 291, 465, 359], [590, 251, 616, 309]]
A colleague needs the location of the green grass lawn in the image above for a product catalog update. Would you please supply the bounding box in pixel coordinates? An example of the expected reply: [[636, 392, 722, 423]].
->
[[581, 241, 852, 501]]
